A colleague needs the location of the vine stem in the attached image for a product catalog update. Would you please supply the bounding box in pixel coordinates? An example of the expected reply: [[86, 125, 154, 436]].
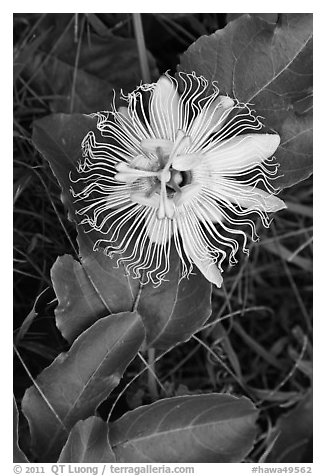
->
[[132, 13, 154, 400], [147, 347, 159, 399], [132, 13, 151, 83]]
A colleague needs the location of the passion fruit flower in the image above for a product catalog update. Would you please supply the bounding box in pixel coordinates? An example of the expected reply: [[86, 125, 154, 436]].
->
[[70, 72, 286, 287]]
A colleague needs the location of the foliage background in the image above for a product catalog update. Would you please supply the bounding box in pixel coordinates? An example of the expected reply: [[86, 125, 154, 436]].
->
[[13, 13, 312, 463]]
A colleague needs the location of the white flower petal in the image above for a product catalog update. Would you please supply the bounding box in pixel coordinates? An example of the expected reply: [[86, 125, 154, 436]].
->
[[172, 153, 203, 171], [194, 257, 223, 288], [174, 183, 222, 222], [115, 162, 159, 183], [145, 212, 172, 245], [150, 75, 180, 139], [115, 107, 150, 153], [118, 106, 131, 120], [204, 179, 286, 214], [170, 130, 191, 157], [231, 185, 287, 212], [141, 138, 174, 155], [130, 192, 160, 209], [194, 199, 224, 223], [182, 231, 223, 287], [189, 96, 234, 145], [173, 183, 202, 207], [130, 154, 155, 170], [203, 133, 281, 171]]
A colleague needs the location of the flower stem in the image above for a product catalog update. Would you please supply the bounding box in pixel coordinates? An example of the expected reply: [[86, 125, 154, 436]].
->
[[147, 347, 159, 399], [132, 13, 151, 83]]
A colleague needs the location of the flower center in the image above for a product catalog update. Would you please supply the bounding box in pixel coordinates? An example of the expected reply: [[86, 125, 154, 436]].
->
[[115, 130, 200, 219]]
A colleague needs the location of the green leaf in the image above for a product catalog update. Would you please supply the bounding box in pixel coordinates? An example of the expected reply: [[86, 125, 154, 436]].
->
[[51, 254, 108, 342], [276, 112, 313, 188], [33, 113, 212, 349], [51, 236, 211, 348], [58, 417, 116, 463], [226, 13, 279, 24], [51, 244, 139, 344], [138, 246, 212, 349], [110, 394, 258, 463], [179, 13, 313, 189], [22, 311, 145, 462], [13, 398, 29, 463]]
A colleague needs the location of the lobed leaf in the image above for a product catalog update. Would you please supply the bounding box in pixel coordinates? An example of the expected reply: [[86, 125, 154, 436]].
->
[[179, 13, 313, 189], [22, 311, 145, 462], [110, 393, 258, 463], [58, 416, 116, 463]]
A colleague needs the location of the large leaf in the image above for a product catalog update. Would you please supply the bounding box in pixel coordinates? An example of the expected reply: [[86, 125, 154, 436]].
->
[[52, 246, 211, 349], [51, 236, 211, 348], [13, 398, 29, 463], [51, 235, 140, 343], [51, 254, 111, 343], [33, 113, 212, 349], [22, 311, 144, 462], [58, 416, 116, 463], [179, 13, 313, 188], [110, 394, 258, 463]]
